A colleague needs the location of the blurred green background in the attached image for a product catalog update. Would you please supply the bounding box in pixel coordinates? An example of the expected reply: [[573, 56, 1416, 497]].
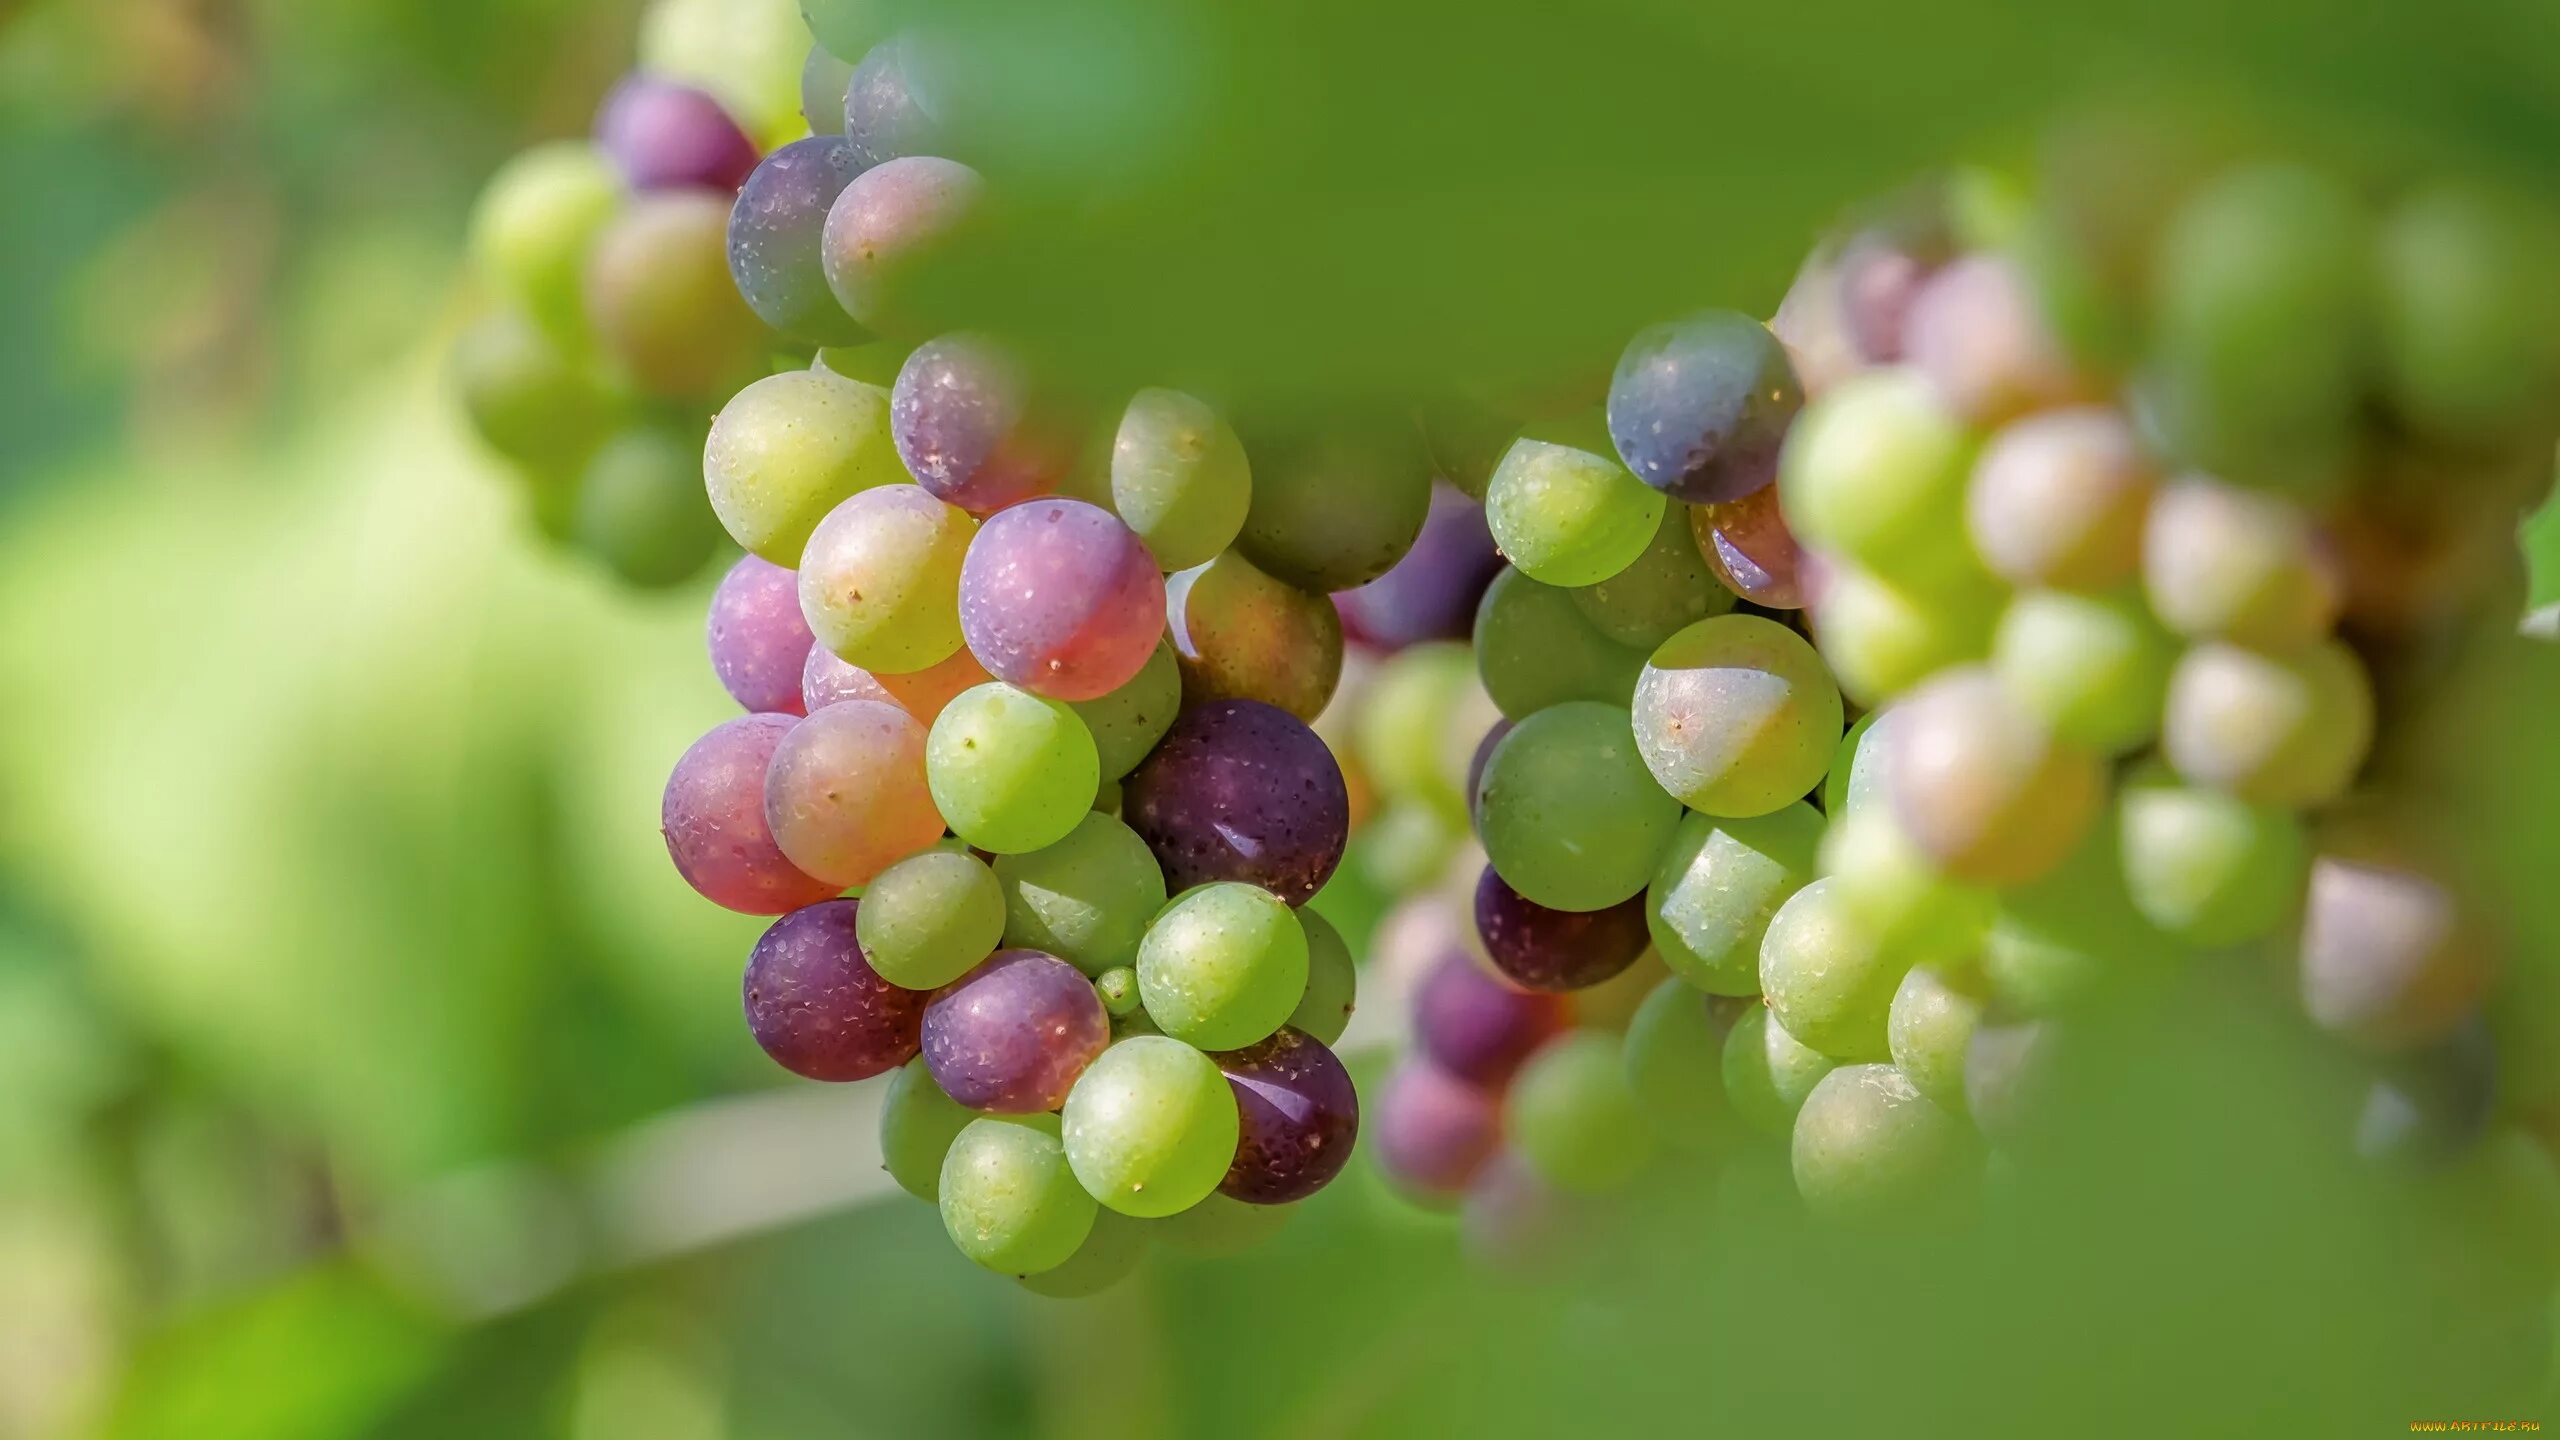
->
[[5, 1, 2560, 1436]]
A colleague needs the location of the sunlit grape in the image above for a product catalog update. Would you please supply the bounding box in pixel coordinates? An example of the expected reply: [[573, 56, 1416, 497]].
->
[[1110, 388, 1254, 573], [2161, 640, 2373, 808], [663, 714, 840, 915], [469, 142, 619, 345], [925, 682, 1100, 854], [1135, 882, 1309, 1050], [1991, 588, 2174, 756], [1484, 427, 1666, 587], [1887, 964, 1986, 1115], [801, 643, 991, 725], [2300, 855, 2494, 1053], [2141, 479, 2342, 650], [1884, 666, 2104, 887], [706, 368, 904, 565], [1790, 1063, 1980, 1224], [450, 307, 614, 474], [1758, 878, 1906, 1062], [940, 1114, 1096, 1274], [1778, 369, 1976, 588], [1164, 551, 1344, 723], [798, 484, 976, 674], [1646, 803, 1823, 995], [1061, 1036, 1241, 1218], [1806, 554, 2001, 708], [1631, 614, 1842, 818], [764, 699, 945, 889], [1817, 806, 1996, 966], [1966, 406, 2153, 590], [2116, 766, 2306, 946], [1606, 309, 1802, 504], [1903, 253, 2086, 424], [742, 898, 924, 1080]]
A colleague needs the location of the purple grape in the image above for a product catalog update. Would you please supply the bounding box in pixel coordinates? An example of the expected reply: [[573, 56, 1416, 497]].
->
[[921, 949, 1111, 1112], [728, 136, 869, 345], [1606, 309, 1804, 505], [891, 334, 1083, 515], [1413, 949, 1569, 1088], [1335, 486, 1504, 651], [595, 77, 759, 193], [1123, 700, 1349, 905], [820, 155, 983, 342], [1373, 1060, 1502, 1203], [662, 715, 841, 915], [1473, 865, 1650, 992], [1464, 719, 1514, 813], [743, 899, 925, 1080], [955, 498, 1165, 703], [1213, 1026, 1360, 1204], [707, 554, 815, 716], [843, 31, 949, 168], [1835, 231, 1943, 364], [1692, 481, 1808, 610]]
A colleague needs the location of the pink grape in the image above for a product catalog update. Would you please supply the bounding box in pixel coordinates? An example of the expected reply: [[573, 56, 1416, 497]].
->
[[1373, 1059, 1503, 1203], [762, 700, 947, 889], [595, 77, 758, 193], [1413, 949, 1571, 1088], [922, 950, 1112, 1112], [663, 714, 841, 915], [958, 498, 1166, 702], [891, 334, 1082, 515], [743, 899, 925, 1081], [707, 554, 815, 716], [802, 644, 992, 724]]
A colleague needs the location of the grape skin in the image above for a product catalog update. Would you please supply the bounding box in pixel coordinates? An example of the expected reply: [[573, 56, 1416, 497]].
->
[[763, 699, 946, 890], [940, 1114, 1097, 1275], [1759, 878, 1907, 1062], [858, 848, 1006, 991], [1372, 1059, 1503, 1203], [892, 334, 1084, 516], [1690, 486, 1808, 610], [842, 31, 948, 168], [2160, 640, 2373, 808], [1471, 566, 1647, 719], [585, 192, 771, 401], [1508, 1031, 1653, 1195], [1288, 908, 1359, 1046], [594, 76, 760, 193], [1234, 420, 1435, 592], [880, 1055, 975, 1201], [707, 555, 816, 716], [1110, 388, 1254, 574], [1646, 804, 1823, 995], [923, 950, 1112, 1112], [707, 369, 905, 567], [1135, 882, 1310, 1051], [2299, 857, 2493, 1053], [1789, 1063, 1980, 1225], [1060, 1035, 1242, 1218], [1337, 486, 1505, 652], [1164, 551, 1345, 723], [1484, 433, 1666, 588], [1213, 1026, 1360, 1204], [802, 643, 991, 724], [821, 155, 984, 341], [1965, 405, 2154, 590], [1623, 979, 1730, 1150], [1631, 614, 1843, 819], [1472, 865, 1650, 994], [1606, 309, 1803, 504], [1474, 701, 1680, 913], [924, 682, 1100, 855], [742, 898, 925, 1081], [727, 136, 869, 344], [958, 498, 1166, 703], [1123, 700, 1349, 905], [1723, 1000, 1839, 1138], [992, 811, 1167, 977], [662, 714, 841, 915], [1884, 666, 2105, 888], [798, 483, 978, 675], [1413, 949, 1571, 1089]]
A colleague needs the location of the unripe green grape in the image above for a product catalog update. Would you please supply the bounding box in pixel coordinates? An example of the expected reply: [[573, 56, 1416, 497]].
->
[[640, 0, 809, 146], [2374, 182, 2560, 449], [1485, 429, 1666, 587], [1992, 588, 2175, 756], [1790, 1063, 1979, 1225], [1508, 1031, 1654, 1194], [1235, 420, 1434, 591], [450, 308, 617, 474], [1779, 369, 1978, 588], [1759, 877, 1908, 1061], [469, 142, 618, 347], [1818, 806, 1995, 966], [1016, 1211, 1150, 1299], [798, 484, 976, 674], [926, 683, 1101, 854], [858, 848, 1006, 990], [1357, 801, 1459, 896], [1823, 709, 1891, 818], [1472, 566, 1647, 719], [2161, 640, 2373, 808], [940, 1114, 1097, 1275], [1475, 701, 1680, 913], [1110, 388, 1253, 572], [1094, 966, 1142, 1017], [993, 811, 1167, 976], [1723, 1001, 1837, 1138], [2141, 479, 2342, 650], [2117, 767, 2306, 945], [1624, 979, 1728, 1151], [1356, 642, 1478, 815], [1809, 556, 2001, 707], [1631, 615, 1842, 818], [1646, 804, 1823, 995], [1569, 500, 1736, 648], [573, 423, 724, 588], [1135, 883, 1308, 1050], [1288, 908, 1358, 1046], [1061, 1035, 1240, 1218], [706, 369, 905, 564], [881, 1056, 975, 1202], [1884, 666, 2104, 888], [1067, 639, 1181, 781], [1888, 965, 1987, 1115]]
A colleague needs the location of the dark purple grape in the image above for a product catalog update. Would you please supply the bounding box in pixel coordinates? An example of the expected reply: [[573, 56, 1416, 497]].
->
[[728, 136, 869, 345], [922, 949, 1111, 1112], [1335, 485, 1505, 651], [1472, 865, 1650, 992], [1413, 949, 1569, 1088], [1123, 700, 1349, 904], [892, 335, 1083, 515], [706, 554, 815, 716], [663, 714, 841, 915], [1213, 1026, 1360, 1204], [2356, 1018, 2497, 1167], [843, 32, 950, 168], [595, 77, 759, 193], [743, 899, 925, 1080], [1464, 718, 1514, 813], [1606, 309, 1803, 504], [1373, 1060, 1502, 1203]]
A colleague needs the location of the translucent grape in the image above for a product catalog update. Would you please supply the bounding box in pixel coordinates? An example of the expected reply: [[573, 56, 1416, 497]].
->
[[1335, 487, 1506, 651], [821, 155, 984, 341], [1606, 309, 1803, 504], [764, 700, 945, 889], [892, 334, 1082, 516], [957, 498, 1165, 702], [925, 682, 1099, 854], [1164, 551, 1344, 723], [1109, 388, 1253, 573], [880, 1055, 974, 1201], [1213, 1027, 1359, 1204], [1093, 966, 1143, 1018], [923, 950, 1112, 1112], [800, 42, 854, 137], [1372, 1059, 1502, 1202], [1413, 949, 1570, 1088], [800, 0, 890, 67], [1824, 709, 1891, 817], [1123, 700, 1349, 904], [1474, 701, 1679, 912], [2160, 640, 2373, 808], [706, 368, 904, 565], [1471, 566, 1647, 719], [1287, 908, 1358, 1046], [857, 847, 1006, 990], [1885, 666, 2105, 887], [992, 811, 1167, 977], [1473, 866, 1648, 993], [468, 141, 618, 346], [1887, 965, 1986, 1115], [1966, 406, 2154, 589], [940, 1114, 1097, 1275], [1624, 979, 1728, 1150], [1508, 1031, 1652, 1195], [586, 193, 771, 399], [1777, 369, 1976, 588], [1632, 614, 1842, 818], [663, 714, 839, 915], [1723, 1000, 1838, 1137], [2141, 479, 2343, 650], [707, 554, 816, 716], [1484, 428, 1666, 587], [572, 423, 725, 588], [1807, 557, 2000, 707], [742, 898, 924, 1080], [1690, 486, 1807, 609], [1061, 1035, 1241, 1218], [1067, 640, 1180, 780], [594, 76, 760, 193], [1352, 642, 1476, 815], [1569, 503, 1737, 649], [1903, 253, 2086, 425], [798, 484, 976, 674], [450, 307, 614, 473], [1817, 806, 1996, 965], [1153, 1192, 1294, 1257], [1646, 803, 1824, 995], [1991, 588, 2175, 756], [2374, 182, 2560, 449], [1758, 878, 1906, 1061], [802, 643, 990, 724], [841, 31, 949, 168], [2300, 856, 2492, 1053], [1790, 1063, 1979, 1224], [1234, 420, 1434, 591], [1135, 883, 1309, 1050], [2116, 767, 2306, 946]]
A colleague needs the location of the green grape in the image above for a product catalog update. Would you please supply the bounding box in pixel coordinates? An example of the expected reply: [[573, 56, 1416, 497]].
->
[[450, 308, 616, 473], [1068, 640, 1181, 781], [1810, 557, 2001, 707], [1723, 1000, 1838, 1138], [813, 339, 916, 388], [1474, 701, 1680, 912], [1164, 549, 1344, 723], [1152, 1193, 1293, 1257], [1570, 502, 1738, 649], [1092, 778, 1123, 816], [940, 1114, 1097, 1275], [1822, 710, 1888, 818], [1094, 966, 1142, 1017], [1817, 806, 1996, 965], [1778, 369, 1978, 588], [1887, 965, 1986, 1115], [1016, 1211, 1150, 1299], [1882, 666, 2104, 888], [1992, 588, 2174, 756], [1759, 877, 1906, 1061], [1060, 1036, 1240, 1218], [1632, 614, 1842, 818], [1356, 802, 1460, 896], [858, 848, 1006, 990], [468, 141, 618, 347], [1624, 979, 1727, 1150], [1485, 428, 1666, 587], [881, 1056, 975, 1202], [1288, 908, 1357, 1046], [927, 683, 1101, 854], [1234, 420, 1434, 591], [1472, 566, 1647, 719], [2140, 479, 2341, 649], [993, 811, 1167, 976], [1646, 804, 1823, 995], [2116, 766, 2306, 946], [1508, 1031, 1654, 1194], [705, 369, 904, 564], [799, 484, 977, 674], [1134, 883, 1308, 1049], [2161, 639, 2373, 808], [2375, 182, 2560, 449], [1982, 821, 2177, 1014], [1790, 1063, 1979, 1225], [573, 422, 724, 588], [584, 191, 770, 400], [800, 0, 889, 62], [1355, 642, 1478, 815], [1110, 388, 1254, 572]]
